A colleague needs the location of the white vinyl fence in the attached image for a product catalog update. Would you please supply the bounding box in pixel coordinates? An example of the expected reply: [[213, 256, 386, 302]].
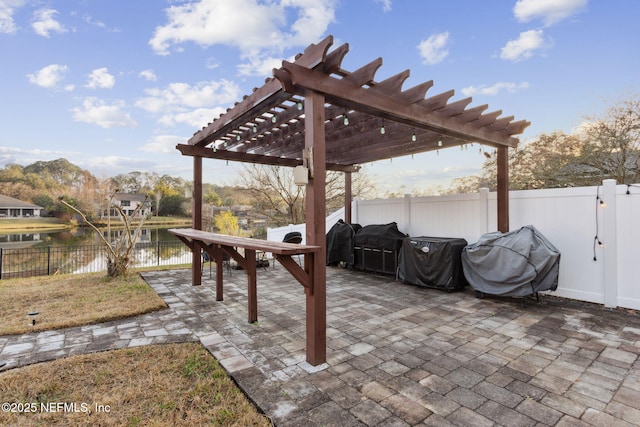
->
[[268, 179, 640, 310]]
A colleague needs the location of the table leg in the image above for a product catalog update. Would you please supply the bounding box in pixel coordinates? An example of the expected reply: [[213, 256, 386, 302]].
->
[[214, 245, 224, 301], [246, 249, 257, 323]]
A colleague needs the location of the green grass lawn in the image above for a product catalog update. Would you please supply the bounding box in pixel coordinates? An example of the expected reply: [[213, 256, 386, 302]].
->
[[0, 270, 271, 426]]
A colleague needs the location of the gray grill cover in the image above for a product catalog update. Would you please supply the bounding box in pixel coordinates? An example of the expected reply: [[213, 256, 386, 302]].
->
[[461, 225, 560, 297]]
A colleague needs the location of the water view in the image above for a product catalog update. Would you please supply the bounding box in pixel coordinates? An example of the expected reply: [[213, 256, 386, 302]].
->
[[0, 227, 181, 250], [0, 227, 190, 278]]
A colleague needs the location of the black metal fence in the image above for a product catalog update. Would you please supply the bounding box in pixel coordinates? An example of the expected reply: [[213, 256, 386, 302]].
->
[[0, 241, 192, 279]]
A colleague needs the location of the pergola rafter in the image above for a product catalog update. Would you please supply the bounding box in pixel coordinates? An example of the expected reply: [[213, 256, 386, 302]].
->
[[179, 35, 528, 170], [176, 35, 530, 366]]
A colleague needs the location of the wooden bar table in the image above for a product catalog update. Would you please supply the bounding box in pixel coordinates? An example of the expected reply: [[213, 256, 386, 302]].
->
[[169, 228, 320, 324]]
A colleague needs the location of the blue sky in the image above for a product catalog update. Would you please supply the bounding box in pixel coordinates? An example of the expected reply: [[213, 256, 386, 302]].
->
[[1, 0, 638, 194]]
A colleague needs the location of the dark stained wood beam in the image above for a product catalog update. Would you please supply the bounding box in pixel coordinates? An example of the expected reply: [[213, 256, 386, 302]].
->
[[275, 61, 525, 148], [189, 36, 336, 148], [497, 145, 509, 232], [304, 89, 327, 366], [192, 155, 202, 286], [177, 143, 359, 173]]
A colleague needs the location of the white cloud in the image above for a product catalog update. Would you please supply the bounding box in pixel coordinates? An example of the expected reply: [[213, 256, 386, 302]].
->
[[31, 8, 67, 37], [148, 0, 336, 73], [514, 0, 587, 27], [0, 0, 26, 33], [27, 64, 69, 88], [83, 155, 156, 174], [139, 69, 157, 81], [71, 97, 137, 128], [237, 52, 286, 77], [83, 14, 105, 29], [500, 29, 547, 61], [136, 79, 240, 126], [418, 32, 450, 65], [375, 0, 392, 12], [85, 67, 115, 89], [160, 107, 228, 128], [140, 134, 185, 153], [0, 146, 71, 168], [462, 81, 530, 97]]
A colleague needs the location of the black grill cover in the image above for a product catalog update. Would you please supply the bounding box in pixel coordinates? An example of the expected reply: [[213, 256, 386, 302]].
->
[[461, 225, 560, 297], [326, 220, 361, 265], [354, 222, 406, 251], [398, 236, 468, 291]]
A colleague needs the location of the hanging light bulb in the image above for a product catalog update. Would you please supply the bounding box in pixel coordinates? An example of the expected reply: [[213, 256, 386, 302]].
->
[[236, 134, 241, 141], [271, 115, 277, 123], [296, 100, 303, 110], [252, 124, 257, 133], [438, 137, 443, 147], [411, 129, 417, 142], [380, 120, 385, 134], [343, 112, 349, 126]]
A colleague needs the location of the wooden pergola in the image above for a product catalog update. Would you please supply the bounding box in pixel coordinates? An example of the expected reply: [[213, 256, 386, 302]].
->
[[176, 35, 529, 365]]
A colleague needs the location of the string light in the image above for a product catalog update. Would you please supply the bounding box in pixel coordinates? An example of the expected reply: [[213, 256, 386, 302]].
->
[[593, 185, 605, 261], [252, 124, 257, 133], [343, 111, 349, 126], [411, 129, 417, 142], [380, 120, 385, 134], [626, 184, 640, 194], [438, 136, 443, 147]]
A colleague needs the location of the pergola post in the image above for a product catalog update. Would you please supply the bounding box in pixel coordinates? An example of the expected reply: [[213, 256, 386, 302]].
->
[[344, 171, 352, 224], [192, 155, 203, 285], [497, 146, 509, 233], [304, 90, 327, 365]]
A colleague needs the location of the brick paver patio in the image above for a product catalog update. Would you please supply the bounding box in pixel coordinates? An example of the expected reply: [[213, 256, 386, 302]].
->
[[2, 266, 640, 426]]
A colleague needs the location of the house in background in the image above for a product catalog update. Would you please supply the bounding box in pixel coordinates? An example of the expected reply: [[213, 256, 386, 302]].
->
[[106, 193, 152, 217], [0, 194, 43, 218]]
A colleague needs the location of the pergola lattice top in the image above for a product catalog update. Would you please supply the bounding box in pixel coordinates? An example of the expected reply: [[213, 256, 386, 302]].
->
[[178, 35, 530, 171]]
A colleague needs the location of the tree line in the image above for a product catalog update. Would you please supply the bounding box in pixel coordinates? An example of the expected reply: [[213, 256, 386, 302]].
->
[[0, 160, 234, 220], [2, 95, 636, 224], [446, 94, 640, 193]]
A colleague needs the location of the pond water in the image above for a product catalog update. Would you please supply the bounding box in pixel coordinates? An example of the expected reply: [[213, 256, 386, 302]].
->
[[0, 227, 181, 249]]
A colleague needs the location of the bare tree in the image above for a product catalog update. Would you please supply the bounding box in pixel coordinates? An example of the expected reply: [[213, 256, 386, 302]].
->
[[580, 95, 640, 184], [237, 165, 305, 225], [446, 94, 640, 193], [237, 164, 378, 226], [59, 196, 150, 278]]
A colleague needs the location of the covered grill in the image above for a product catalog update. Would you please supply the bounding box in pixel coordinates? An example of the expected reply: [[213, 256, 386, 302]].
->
[[398, 236, 468, 291], [461, 225, 560, 297], [353, 223, 407, 275]]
